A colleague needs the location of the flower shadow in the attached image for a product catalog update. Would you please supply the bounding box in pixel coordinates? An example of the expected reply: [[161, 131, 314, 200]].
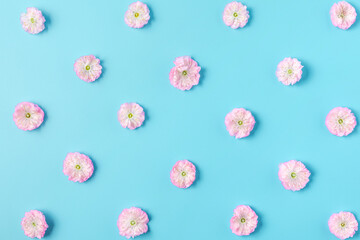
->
[[40, 11, 51, 34], [84, 153, 97, 183], [295, 59, 311, 87], [40, 210, 54, 237]]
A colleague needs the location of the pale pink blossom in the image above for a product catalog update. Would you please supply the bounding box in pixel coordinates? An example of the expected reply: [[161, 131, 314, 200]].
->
[[74, 55, 102, 82], [329, 212, 358, 239], [170, 160, 196, 188], [223, 2, 249, 29], [13, 102, 44, 131], [169, 56, 201, 91], [118, 103, 145, 130], [230, 205, 258, 236], [63, 152, 94, 183], [330, 1, 357, 30], [276, 57, 303, 85], [125, 1, 150, 28], [20, 7, 45, 34], [326, 107, 356, 137], [117, 207, 149, 238], [21, 210, 48, 239], [225, 108, 255, 139], [278, 160, 310, 191]]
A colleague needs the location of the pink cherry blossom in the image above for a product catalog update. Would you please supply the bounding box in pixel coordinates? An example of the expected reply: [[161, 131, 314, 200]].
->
[[170, 160, 196, 188], [230, 205, 258, 236], [225, 108, 255, 139], [276, 57, 303, 85], [278, 160, 310, 191], [329, 212, 358, 239], [21, 210, 48, 239], [20, 7, 46, 34], [117, 207, 149, 238], [13, 102, 44, 131], [223, 2, 249, 29], [326, 107, 357, 137], [330, 1, 357, 30], [74, 55, 102, 82], [169, 56, 201, 91], [118, 103, 145, 130], [125, 1, 150, 28], [63, 152, 94, 183]]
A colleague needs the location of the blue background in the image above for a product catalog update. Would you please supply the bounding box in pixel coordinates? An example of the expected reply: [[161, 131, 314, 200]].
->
[[1, 0, 360, 239]]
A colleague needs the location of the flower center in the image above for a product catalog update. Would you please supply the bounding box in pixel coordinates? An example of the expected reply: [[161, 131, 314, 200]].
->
[[341, 222, 346, 227], [338, 119, 343, 124], [181, 171, 187, 176], [130, 220, 136, 226], [128, 113, 133, 118], [134, 12, 139, 18], [238, 120, 243, 126], [287, 69, 293, 75], [30, 18, 35, 23], [240, 218, 246, 223], [291, 172, 296, 178], [233, 12, 238, 17], [32, 222, 36, 226], [75, 165, 81, 170], [25, 113, 31, 118], [85, 65, 91, 71], [182, 70, 188, 76]]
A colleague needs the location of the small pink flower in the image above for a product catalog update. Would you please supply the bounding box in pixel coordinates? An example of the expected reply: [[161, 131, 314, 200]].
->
[[330, 1, 357, 30], [118, 103, 145, 130], [20, 7, 46, 34], [63, 152, 94, 183], [117, 207, 149, 238], [21, 210, 48, 239], [329, 212, 358, 239], [13, 102, 44, 131], [225, 108, 255, 139], [125, 1, 150, 28], [278, 160, 310, 191], [230, 205, 258, 236], [170, 160, 196, 188], [276, 57, 303, 85], [223, 2, 249, 29], [169, 56, 201, 91], [326, 107, 357, 137], [74, 55, 102, 82]]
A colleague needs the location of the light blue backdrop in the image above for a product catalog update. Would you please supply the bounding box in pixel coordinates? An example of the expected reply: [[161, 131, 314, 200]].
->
[[1, 0, 360, 239]]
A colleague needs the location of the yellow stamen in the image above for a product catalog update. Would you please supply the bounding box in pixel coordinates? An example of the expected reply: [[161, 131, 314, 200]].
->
[[32, 222, 36, 226], [287, 69, 293, 75], [128, 113, 133, 118], [130, 220, 136, 226], [341, 222, 346, 227], [85, 65, 91, 71], [182, 70, 187, 76], [240, 218, 246, 223], [233, 12, 238, 17], [25, 113, 31, 118], [30, 18, 35, 23], [134, 12, 139, 18], [181, 171, 187, 176], [291, 172, 296, 178], [238, 120, 243, 126], [75, 165, 81, 170], [338, 119, 343, 124]]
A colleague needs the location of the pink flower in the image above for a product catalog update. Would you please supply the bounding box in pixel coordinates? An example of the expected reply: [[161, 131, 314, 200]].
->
[[225, 108, 255, 139], [276, 57, 303, 85], [74, 55, 102, 82], [13, 102, 44, 131], [230, 205, 258, 236], [118, 103, 145, 130], [117, 207, 149, 238], [169, 56, 201, 91], [63, 152, 94, 183], [329, 212, 358, 239], [330, 1, 357, 30], [278, 160, 310, 191], [170, 160, 196, 188], [20, 7, 46, 34], [223, 2, 249, 29], [326, 107, 357, 137], [124, 1, 150, 28], [21, 210, 48, 239]]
